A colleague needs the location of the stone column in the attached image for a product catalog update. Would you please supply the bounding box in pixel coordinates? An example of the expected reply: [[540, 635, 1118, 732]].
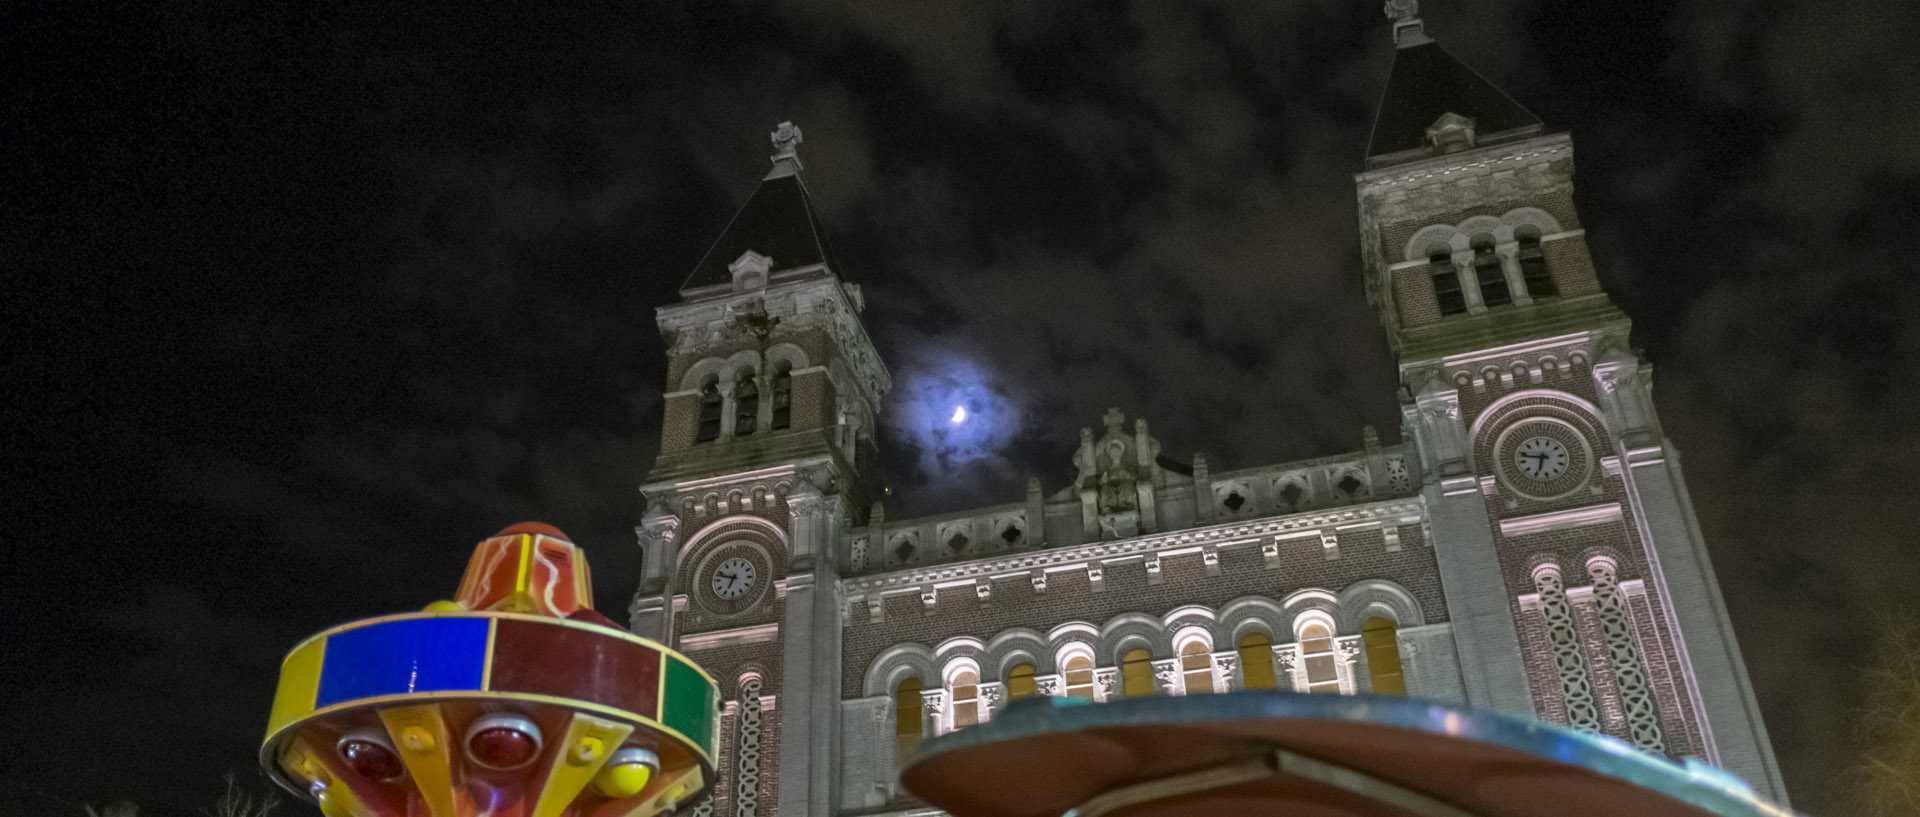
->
[[1151, 659, 1181, 695], [1210, 652, 1238, 693], [979, 682, 1005, 721], [1336, 637, 1364, 694], [1453, 248, 1486, 313], [1274, 645, 1305, 692], [716, 380, 738, 440], [777, 486, 845, 817], [919, 689, 946, 736], [1497, 241, 1534, 305], [630, 507, 681, 642], [755, 373, 774, 433]]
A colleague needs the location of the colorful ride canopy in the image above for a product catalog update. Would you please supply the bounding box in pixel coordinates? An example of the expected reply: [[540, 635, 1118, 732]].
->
[[900, 692, 1798, 817], [262, 523, 719, 817]]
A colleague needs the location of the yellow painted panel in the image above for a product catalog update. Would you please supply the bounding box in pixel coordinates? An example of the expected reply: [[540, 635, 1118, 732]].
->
[[532, 713, 634, 817], [380, 704, 459, 817], [266, 637, 326, 739]]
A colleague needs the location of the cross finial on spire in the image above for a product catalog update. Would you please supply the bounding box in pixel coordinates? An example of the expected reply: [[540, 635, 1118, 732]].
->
[[766, 121, 804, 179], [1383, 0, 1428, 47]]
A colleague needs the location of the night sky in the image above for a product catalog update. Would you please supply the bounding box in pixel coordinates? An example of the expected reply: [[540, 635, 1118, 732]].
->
[[8, 2, 1918, 815]]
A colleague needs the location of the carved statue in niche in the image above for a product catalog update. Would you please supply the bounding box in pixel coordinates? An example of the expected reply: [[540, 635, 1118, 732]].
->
[[1069, 408, 1164, 539]]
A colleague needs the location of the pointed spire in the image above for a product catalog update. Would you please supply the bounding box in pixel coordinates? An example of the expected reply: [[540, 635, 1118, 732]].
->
[[1365, 15, 1542, 168], [680, 122, 842, 294]]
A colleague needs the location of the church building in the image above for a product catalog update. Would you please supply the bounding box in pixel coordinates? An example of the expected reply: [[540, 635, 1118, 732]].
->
[[625, 10, 1787, 815]]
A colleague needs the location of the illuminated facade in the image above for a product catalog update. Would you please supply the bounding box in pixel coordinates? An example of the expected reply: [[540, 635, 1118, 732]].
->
[[626, 17, 1787, 816]]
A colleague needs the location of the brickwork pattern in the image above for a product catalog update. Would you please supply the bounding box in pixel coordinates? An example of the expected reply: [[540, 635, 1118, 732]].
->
[[1516, 609, 1567, 724], [1493, 511, 1707, 755], [1544, 237, 1601, 297], [1455, 384, 1709, 755], [840, 525, 1444, 697], [1629, 584, 1707, 758], [1395, 265, 1443, 327]]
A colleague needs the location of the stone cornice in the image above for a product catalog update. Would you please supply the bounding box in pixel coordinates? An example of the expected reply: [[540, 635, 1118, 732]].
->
[[843, 498, 1426, 597], [1356, 132, 1574, 194], [678, 621, 781, 652], [1497, 502, 1623, 538]]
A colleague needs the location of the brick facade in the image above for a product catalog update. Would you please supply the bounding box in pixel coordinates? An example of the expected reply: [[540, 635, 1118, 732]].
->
[[630, 65, 1786, 816]]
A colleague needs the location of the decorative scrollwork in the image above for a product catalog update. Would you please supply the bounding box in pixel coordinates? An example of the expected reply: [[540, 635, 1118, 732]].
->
[[1590, 561, 1666, 753], [734, 677, 764, 817], [1535, 568, 1600, 732]]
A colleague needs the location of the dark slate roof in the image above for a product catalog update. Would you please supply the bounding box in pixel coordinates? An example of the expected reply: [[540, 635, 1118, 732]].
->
[[1366, 40, 1542, 165], [681, 173, 839, 292]]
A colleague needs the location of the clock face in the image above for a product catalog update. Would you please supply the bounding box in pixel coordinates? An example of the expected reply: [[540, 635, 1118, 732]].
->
[[1513, 436, 1571, 480], [710, 557, 756, 599]]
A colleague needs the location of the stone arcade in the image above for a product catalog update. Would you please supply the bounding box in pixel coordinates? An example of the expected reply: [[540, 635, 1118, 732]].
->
[[625, 11, 1787, 816]]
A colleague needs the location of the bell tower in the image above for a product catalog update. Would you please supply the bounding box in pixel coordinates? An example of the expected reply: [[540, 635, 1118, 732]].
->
[[630, 122, 888, 817], [1357, 5, 1787, 802]]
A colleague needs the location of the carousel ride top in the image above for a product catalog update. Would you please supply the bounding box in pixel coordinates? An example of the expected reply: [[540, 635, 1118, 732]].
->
[[261, 523, 718, 817]]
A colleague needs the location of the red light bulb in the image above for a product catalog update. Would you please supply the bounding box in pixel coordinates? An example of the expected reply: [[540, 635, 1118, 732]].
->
[[338, 738, 404, 782], [469, 726, 538, 769]]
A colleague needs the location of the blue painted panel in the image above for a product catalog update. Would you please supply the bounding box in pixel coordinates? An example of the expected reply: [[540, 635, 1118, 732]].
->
[[316, 617, 489, 707]]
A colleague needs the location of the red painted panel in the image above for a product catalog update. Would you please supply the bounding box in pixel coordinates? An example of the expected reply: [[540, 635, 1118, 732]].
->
[[490, 619, 661, 719]]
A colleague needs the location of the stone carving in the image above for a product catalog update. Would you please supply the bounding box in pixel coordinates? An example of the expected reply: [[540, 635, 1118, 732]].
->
[[1211, 653, 1238, 688], [1384, 0, 1417, 21], [1153, 661, 1181, 694], [770, 121, 802, 160], [1094, 668, 1120, 699], [1034, 675, 1061, 697], [1073, 409, 1164, 538], [980, 683, 1004, 715]]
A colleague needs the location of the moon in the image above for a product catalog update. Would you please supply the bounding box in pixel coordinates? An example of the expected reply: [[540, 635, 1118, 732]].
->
[[950, 405, 967, 424]]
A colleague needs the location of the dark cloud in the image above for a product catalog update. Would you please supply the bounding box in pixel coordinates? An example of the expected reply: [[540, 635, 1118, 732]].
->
[[7, 1, 1914, 814]]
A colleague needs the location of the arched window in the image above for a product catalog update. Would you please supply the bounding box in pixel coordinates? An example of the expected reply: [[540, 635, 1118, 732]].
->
[[1006, 663, 1037, 699], [1361, 617, 1406, 695], [894, 676, 923, 761], [1179, 640, 1214, 694], [948, 668, 980, 728], [1238, 632, 1276, 690], [770, 362, 792, 430], [1063, 653, 1095, 700], [696, 377, 722, 443], [1298, 621, 1341, 693], [1430, 247, 1466, 316], [733, 369, 759, 435], [1120, 648, 1155, 697], [1516, 227, 1554, 297], [1472, 236, 1511, 307]]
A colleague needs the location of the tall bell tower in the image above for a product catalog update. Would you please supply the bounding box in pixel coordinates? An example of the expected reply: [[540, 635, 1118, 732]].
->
[[630, 122, 888, 817], [1358, 4, 1787, 802]]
